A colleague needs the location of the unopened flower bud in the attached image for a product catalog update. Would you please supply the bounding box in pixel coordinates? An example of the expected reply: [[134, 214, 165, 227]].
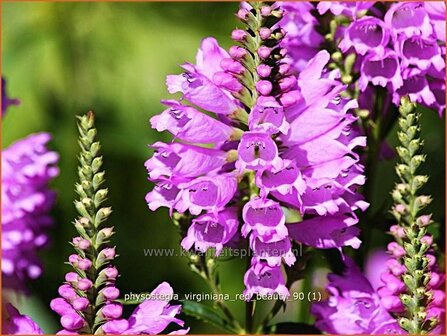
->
[[68, 254, 80, 264], [72, 297, 89, 311], [95, 207, 112, 225], [387, 242, 406, 258], [65, 272, 79, 283], [103, 286, 120, 300], [390, 225, 406, 238], [395, 204, 406, 214], [221, 58, 245, 74], [73, 237, 90, 250], [260, 6, 272, 16], [257, 46, 271, 59], [213, 72, 243, 92], [229, 46, 247, 59], [77, 278, 93, 291], [259, 27, 271, 40], [50, 298, 74, 316], [61, 313, 85, 331], [231, 29, 247, 41], [417, 214, 431, 226], [102, 303, 123, 319], [58, 284, 78, 301], [101, 247, 116, 260], [237, 8, 249, 20], [256, 80, 272, 96], [279, 76, 297, 92], [104, 267, 119, 280], [415, 195, 431, 207], [421, 235, 433, 246], [279, 63, 290, 75], [77, 258, 92, 271], [257, 64, 272, 78]]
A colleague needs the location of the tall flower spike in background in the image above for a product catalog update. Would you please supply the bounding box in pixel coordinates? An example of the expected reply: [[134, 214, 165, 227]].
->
[[50, 111, 122, 334], [50, 112, 188, 335], [388, 97, 444, 334], [2, 77, 59, 293]]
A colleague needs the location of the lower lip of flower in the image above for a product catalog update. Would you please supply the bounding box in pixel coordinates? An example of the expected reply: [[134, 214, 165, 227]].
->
[[188, 181, 219, 207], [245, 204, 284, 227]]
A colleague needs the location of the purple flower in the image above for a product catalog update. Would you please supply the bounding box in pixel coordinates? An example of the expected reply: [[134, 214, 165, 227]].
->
[[288, 215, 361, 250], [396, 35, 445, 72], [236, 132, 282, 171], [339, 17, 390, 56], [317, 2, 373, 18], [177, 174, 237, 215], [2, 78, 20, 115], [101, 282, 189, 335], [145, 142, 226, 182], [150, 100, 235, 144], [311, 257, 404, 334], [359, 49, 403, 91], [166, 38, 240, 115], [145, 181, 181, 212], [249, 235, 296, 267], [393, 68, 436, 106], [241, 197, 288, 242], [2, 133, 59, 291], [181, 207, 239, 255], [384, 2, 433, 38], [256, 160, 306, 197], [243, 259, 289, 300], [248, 96, 290, 135], [3, 304, 43, 334]]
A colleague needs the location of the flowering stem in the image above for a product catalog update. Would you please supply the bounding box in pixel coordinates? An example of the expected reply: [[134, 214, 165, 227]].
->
[[185, 248, 244, 334], [73, 111, 114, 333], [391, 97, 437, 334]]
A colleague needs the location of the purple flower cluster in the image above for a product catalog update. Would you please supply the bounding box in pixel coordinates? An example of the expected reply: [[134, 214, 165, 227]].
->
[[51, 259, 120, 334], [280, 2, 324, 72], [343, 2, 445, 114], [2, 132, 59, 291], [51, 242, 187, 334], [312, 257, 405, 334], [280, 2, 446, 116], [147, 3, 367, 299]]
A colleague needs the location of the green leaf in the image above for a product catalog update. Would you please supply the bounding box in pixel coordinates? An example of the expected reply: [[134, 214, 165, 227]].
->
[[116, 292, 151, 305], [181, 300, 238, 334], [282, 207, 302, 223]]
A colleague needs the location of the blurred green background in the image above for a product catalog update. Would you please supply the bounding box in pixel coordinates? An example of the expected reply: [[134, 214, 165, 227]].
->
[[2, 2, 445, 334]]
